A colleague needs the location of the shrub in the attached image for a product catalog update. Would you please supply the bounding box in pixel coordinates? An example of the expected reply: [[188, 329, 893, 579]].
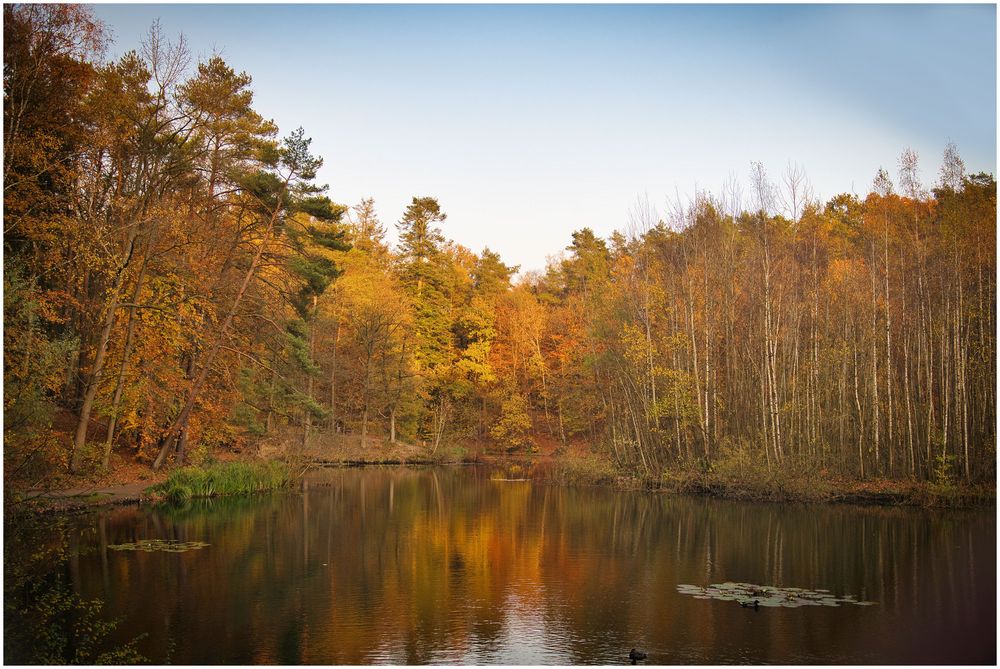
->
[[3, 264, 80, 485], [546, 453, 618, 486], [667, 444, 833, 502], [928, 452, 959, 502], [431, 445, 470, 464], [489, 393, 532, 452]]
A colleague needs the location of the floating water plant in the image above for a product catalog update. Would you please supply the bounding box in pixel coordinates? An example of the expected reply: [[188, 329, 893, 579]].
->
[[676, 582, 875, 608], [108, 539, 209, 553]]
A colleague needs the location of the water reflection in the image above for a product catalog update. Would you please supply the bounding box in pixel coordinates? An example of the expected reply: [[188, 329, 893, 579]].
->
[[67, 467, 995, 664]]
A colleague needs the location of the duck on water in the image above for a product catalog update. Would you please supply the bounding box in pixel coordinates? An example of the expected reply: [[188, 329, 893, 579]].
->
[[629, 648, 647, 664]]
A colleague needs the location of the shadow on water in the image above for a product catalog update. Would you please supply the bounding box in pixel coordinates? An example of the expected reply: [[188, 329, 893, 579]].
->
[[62, 466, 995, 664]]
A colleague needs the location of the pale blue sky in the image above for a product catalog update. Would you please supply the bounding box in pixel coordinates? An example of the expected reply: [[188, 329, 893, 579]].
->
[[92, 4, 997, 272]]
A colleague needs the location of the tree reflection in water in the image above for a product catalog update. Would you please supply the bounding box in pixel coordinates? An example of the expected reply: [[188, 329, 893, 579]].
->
[[65, 467, 995, 664]]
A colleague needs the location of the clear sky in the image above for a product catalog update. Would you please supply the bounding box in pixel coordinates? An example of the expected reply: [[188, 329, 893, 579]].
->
[[91, 3, 997, 273]]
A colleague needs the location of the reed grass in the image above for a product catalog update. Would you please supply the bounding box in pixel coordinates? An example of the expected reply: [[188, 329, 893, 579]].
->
[[151, 460, 292, 503]]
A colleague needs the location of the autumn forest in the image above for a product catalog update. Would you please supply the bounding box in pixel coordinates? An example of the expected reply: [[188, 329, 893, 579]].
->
[[4, 5, 996, 494]]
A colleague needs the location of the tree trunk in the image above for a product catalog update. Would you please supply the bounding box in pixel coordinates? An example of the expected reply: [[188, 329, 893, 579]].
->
[[329, 321, 340, 431], [360, 343, 373, 449], [303, 296, 318, 450], [870, 241, 881, 476], [432, 396, 449, 454], [884, 223, 894, 476], [153, 180, 289, 470], [853, 334, 865, 479], [101, 255, 148, 469], [70, 231, 139, 472]]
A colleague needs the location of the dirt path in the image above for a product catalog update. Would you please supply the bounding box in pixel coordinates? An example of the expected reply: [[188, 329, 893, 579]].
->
[[23, 480, 157, 512]]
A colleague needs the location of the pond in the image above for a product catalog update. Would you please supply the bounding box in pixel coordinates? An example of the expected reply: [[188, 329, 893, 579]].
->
[[61, 466, 994, 664]]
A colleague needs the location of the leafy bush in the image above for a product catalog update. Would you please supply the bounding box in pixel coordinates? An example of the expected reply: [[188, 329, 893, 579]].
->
[[928, 452, 959, 502], [489, 393, 532, 452], [430, 445, 470, 463], [664, 445, 833, 502], [3, 263, 80, 484], [546, 453, 618, 486]]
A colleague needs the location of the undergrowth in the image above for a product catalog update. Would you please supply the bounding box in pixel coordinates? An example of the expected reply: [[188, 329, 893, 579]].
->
[[660, 446, 834, 502], [539, 454, 619, 486], [429, 445, 471, 464]]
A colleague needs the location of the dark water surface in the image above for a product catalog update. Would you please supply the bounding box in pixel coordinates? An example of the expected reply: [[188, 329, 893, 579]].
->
[[64, 467, 994, 664]]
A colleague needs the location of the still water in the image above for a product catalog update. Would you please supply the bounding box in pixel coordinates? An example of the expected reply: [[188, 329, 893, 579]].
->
[[65, 466, 994, 664]]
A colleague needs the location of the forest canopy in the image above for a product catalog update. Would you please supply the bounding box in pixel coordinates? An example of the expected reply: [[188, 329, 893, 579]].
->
[[4, 5, 995, 488]]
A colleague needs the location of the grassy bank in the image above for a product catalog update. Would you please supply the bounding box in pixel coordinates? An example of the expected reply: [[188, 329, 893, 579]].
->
[[488, 447, 993, 507], [657, 448, 836, 503], [659, 469, 993, 507], [654, 447, 994, 507], [149, 460, 294, 504], [291, 432, 476, 466]]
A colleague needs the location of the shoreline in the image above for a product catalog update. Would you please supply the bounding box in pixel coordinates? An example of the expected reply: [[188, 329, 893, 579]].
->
[[12, 453, 994, 515]]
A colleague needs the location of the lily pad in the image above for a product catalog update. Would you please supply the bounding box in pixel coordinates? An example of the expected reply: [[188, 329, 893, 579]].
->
[[675, 582, 877, 609], [757, 596, 785, 608], [108, 539, 209, 553]]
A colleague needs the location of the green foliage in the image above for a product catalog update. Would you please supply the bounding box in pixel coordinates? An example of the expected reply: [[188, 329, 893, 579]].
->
[[664, 445, 833, 502], [296, 196, 345, 222], [396, 197, 454, 372], [430, 445, 471, 463], [64, 440, 106, 476], [177, 54, 277, 176], [281, 127, 324, 183], [3, 264, 78, 482], [285, 319, 321, 374], [472, 248, 518, 296], [561, 227, 611, 296], [233, 403, 267, 437], [287, 216, 349, 319], [928, 452, 959, 500], [165, 481, 193, 504], [151, 460, 293, 501], [240, 169, 288, 209], [295, 391, 329, 422], [3, 263, 79, 463], [232, 368, 268, 437], [397, 196, 447, 265]]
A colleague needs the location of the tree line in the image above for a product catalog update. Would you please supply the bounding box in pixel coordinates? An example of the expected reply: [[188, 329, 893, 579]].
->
[[4, 5, 994, 485]]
